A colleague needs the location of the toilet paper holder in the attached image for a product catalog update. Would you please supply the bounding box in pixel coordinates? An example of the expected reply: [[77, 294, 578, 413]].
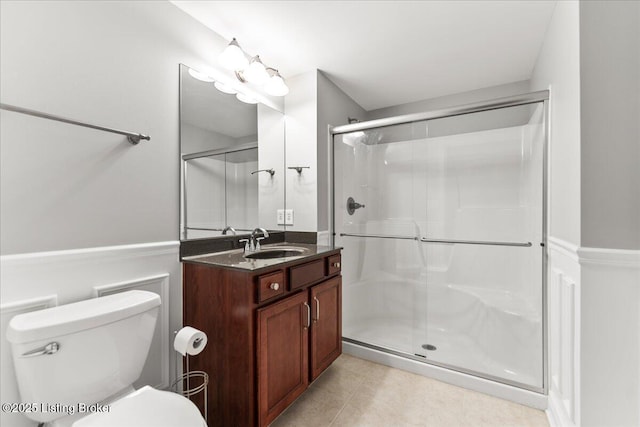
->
[[171, 329, 209, 423]]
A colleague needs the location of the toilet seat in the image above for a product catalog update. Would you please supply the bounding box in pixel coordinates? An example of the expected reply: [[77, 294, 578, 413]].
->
[[73, 386, 206, 427]]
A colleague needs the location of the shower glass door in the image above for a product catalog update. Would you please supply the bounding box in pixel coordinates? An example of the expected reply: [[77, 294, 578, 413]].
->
[[333, 101, 545, 391], [334, 122, 430, 359]]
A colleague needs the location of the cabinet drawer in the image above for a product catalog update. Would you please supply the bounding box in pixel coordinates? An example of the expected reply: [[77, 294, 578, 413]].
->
[[257, 271, 285, 303], [289, 259, 325, 290], [327, 254, 341, 275]]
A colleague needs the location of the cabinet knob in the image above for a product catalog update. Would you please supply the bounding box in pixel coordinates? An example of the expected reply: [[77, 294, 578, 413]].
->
[[270, 282, 280, 291], [333, 262, 341, 268]]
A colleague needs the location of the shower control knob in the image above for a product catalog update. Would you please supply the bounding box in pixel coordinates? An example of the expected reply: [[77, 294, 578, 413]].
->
[[347, 197, 365, 215], [270, 282, 280, 291]]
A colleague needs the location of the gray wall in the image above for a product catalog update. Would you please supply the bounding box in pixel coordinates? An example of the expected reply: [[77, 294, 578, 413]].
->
[[530, 0, 582, 246], [0, 1, 232, 255], [366, 80, 531, 120], [284, 71, 318, 232], [580, 0, 640, 250], [317, 71, 367, 232], [0, 1, 283, 255], [579, 2, 640, 426], [0, 3, 240, 425]]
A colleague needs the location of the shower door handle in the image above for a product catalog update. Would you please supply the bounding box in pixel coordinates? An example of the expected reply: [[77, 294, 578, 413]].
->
[[347, 197, 365, 215]]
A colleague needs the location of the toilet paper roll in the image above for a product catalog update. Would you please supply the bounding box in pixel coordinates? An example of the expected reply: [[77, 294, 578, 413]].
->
[[174, 326, 207, 356]]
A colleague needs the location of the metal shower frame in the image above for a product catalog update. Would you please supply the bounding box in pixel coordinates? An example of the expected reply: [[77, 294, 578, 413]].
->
[[328, 90, 550, 395]]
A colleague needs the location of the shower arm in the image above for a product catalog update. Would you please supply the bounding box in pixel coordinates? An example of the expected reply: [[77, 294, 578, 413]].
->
[[250, 169, 275, 177]]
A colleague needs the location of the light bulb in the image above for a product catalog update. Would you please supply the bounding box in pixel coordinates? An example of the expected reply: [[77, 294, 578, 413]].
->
[[188, 68, 214, 83], [236, 92, 257, 104], [243, 56, 269, 84], [219, 38, 249, 70], [214, 81, 237, 95], [264, 71, 289, 96]]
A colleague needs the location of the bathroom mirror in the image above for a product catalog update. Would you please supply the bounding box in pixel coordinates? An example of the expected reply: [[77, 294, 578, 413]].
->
[[179, 64, 285, 241]]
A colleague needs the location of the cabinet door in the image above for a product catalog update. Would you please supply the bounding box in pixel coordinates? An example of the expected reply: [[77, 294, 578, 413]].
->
[[310, 276, 342, 380], [257, 291, 310, 426]]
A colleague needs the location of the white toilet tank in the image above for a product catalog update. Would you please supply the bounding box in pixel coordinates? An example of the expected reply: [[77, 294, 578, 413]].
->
[[6, 290, 160, 424]]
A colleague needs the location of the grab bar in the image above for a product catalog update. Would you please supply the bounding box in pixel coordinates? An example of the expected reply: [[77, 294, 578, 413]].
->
[[339, 233, 532, 247], [339, 233, 418, 241], [419, 238, 532, 247], [0, 103, 150, 144], [186, 227, 252, 232]]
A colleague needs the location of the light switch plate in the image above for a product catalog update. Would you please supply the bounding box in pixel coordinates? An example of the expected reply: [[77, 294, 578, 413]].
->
[[285, 209, 294, 225], [277, 209, 285, 225]]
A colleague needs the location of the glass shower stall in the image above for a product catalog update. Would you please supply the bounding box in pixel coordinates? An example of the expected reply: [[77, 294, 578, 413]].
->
[[331, 93, 547, 392]]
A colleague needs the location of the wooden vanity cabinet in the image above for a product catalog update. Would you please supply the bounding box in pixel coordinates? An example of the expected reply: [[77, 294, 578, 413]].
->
[[182, 249, 342, 427], [257, 291, 309, 425], [309, 276, 342, 381]]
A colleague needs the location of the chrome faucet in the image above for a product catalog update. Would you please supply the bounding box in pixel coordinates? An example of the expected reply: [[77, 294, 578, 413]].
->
[[239, 228, 269, 253], [222, 226, 237, 235], [251, 228, 269, 251]]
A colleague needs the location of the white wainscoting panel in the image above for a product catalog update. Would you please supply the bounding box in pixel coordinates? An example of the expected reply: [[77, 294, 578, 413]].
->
[[547, 238, 640, 427], [578, 246, 640, 427], [559, 275, 576, 421], [547, 238, 580, 427]]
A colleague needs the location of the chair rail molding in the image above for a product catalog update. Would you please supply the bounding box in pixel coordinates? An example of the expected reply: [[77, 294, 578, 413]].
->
[[577, 246, 640, 268]]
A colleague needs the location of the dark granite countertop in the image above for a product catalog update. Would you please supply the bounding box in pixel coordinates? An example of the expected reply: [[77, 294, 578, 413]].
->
[[181, 242, 341, 272]]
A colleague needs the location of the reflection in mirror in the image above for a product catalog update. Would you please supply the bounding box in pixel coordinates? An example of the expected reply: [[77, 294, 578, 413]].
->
[[180, 64, 285, 241], [183, 146, 258, 239]]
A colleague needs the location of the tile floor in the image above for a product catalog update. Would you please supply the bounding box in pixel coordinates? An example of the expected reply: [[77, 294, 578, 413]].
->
[[271, 354, 549, 427]]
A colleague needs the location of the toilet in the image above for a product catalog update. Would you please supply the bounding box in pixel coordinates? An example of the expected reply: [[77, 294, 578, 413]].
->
[[6, 290, 206, 427]]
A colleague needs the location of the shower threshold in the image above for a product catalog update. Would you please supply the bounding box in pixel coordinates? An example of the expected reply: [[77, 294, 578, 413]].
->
[[342, 337, 547, 410], [342, 333, 544, 393]]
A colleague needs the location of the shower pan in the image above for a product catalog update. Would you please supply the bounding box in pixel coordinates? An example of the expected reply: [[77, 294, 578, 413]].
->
[[331, 92, 548, 393]]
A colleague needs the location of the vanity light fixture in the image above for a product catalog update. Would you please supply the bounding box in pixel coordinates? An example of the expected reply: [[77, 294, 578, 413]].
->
[[219, 38, 249, 71], [236, 92, 258, 104], [187, 68, 240, 96], [242, 55, 270, 84], [188, 68, 215, 83], [219, 38, 289, 97], [264, 69, 289, 96], [213, 81, 237, 95]]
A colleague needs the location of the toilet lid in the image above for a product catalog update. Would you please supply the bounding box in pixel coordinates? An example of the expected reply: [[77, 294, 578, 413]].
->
[[73, 386, 206, 427]]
